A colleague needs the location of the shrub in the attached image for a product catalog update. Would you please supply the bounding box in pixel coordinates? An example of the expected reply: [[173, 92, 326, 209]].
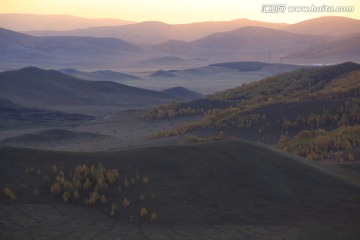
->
[[52, 164, 58, 174], [139, 194, 145, 201], [43, 175, 50, 185], [83, 178, 92, 191], [122, 198, 130, 208], [50, 183, 61, 194], [124, 179, 130, 188], [95, 178, 108, 191], [74, 180, 82, 191], [63, 181, 73, 191], [143, 177, 149, 185], [151, 212, 157, 222], [106, 169, 119, 184], [111, 203, 118, 216], [73, 190, 80, 200], [100, 195, 107, 204], [63, 191, 71, 203], [135, 172, 140, 181], [140, 207, 148, 216], [87, 195, 97, 205], [33, 189, 39, 197], [3, 188, 16, 200]]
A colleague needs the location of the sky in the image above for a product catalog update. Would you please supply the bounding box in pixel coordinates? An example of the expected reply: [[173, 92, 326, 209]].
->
[[1, 0, 359, 24]]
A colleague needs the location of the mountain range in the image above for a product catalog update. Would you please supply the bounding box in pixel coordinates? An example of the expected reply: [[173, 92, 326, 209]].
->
[[21, 18, 288, 44], [0, 16, 359, 70]]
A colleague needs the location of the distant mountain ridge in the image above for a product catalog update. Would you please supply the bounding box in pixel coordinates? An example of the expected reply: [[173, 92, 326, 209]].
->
[[284, 16, 360, 36], [22, 18, 288, 44], [191, 26, 329, 52], [20, 16, 360, 46], [286, 35, 360, 60], [0, 13, 134, 31]]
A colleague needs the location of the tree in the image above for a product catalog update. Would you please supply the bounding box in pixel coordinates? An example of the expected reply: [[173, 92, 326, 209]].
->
[[122, 198, 130, 208], [3, 188, 16, 200], [140, 207, 148, 216]]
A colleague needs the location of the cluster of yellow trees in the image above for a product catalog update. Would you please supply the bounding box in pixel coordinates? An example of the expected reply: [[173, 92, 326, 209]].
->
[[48, 163, 157, 222], [278, 126, 360, 162]]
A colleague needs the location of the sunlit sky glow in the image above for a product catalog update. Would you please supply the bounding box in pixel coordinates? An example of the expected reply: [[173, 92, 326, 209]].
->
[[1, 0, 359, 24]]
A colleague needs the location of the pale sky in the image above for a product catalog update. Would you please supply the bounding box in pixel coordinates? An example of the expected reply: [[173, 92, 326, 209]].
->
[[1, 0, 359, 23]]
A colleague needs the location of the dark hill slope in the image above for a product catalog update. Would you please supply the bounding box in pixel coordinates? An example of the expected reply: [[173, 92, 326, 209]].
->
[[59, 68, 139, 82], [0, 97, 93, 126], [0, 67, 175, 108], [161, 86, 203, 100], [0, 140, 359, 227]]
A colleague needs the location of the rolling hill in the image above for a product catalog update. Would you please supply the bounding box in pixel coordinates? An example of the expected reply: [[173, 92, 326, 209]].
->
[[161, 86, 203, 100], [284, 16, 360, 36], [0, 13, 134, 31], [0, 140, 359, 238], [0, 67, 176, 109]]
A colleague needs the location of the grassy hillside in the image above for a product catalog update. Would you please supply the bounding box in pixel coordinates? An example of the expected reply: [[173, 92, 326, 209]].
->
[[146, 62, 360, 161]]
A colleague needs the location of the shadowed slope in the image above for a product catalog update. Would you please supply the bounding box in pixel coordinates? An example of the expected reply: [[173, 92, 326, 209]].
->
[[0, 67, 175, 109], [0, 140, 359, 225]]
